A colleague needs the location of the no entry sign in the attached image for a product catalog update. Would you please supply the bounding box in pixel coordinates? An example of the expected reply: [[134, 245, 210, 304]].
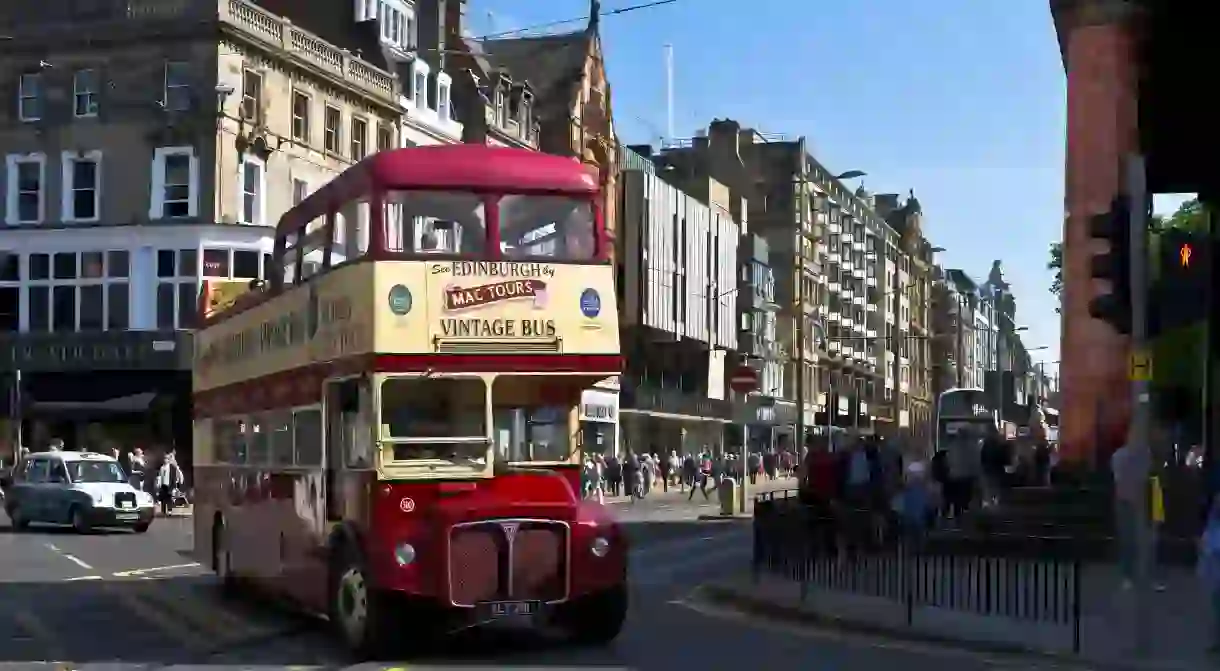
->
[[729, 366, 759, 392]]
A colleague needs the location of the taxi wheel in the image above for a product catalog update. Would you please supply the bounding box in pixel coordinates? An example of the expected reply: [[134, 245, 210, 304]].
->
[[133, 522, 150, 534], [6, 506, 28, 531], [70, 505, 92, 534], [329, 548, 392, 658]]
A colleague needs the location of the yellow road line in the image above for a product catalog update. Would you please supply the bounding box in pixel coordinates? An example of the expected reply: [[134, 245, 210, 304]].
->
[[126, 579, 276, 642], [101, 581, 212, 653]]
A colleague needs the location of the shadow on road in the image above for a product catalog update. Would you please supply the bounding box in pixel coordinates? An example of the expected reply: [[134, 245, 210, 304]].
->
[[0, 516, 748, 666]]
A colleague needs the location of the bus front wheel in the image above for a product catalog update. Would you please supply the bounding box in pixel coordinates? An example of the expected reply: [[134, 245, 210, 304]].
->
[[329, 547, 392, 658], [554, 583, 627, 645]]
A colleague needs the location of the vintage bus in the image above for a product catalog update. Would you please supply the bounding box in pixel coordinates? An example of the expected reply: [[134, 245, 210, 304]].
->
[[934, 386, 997, 452], [191, 145, 627, 656]]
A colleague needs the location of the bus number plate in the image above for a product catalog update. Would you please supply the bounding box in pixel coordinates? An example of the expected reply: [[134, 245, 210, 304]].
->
[[479, 600, 540, 618]]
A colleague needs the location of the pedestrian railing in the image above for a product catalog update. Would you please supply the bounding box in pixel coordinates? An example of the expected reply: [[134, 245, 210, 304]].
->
[[752, 491, 1083, 653]]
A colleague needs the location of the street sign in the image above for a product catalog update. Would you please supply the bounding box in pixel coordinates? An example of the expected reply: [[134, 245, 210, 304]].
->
[[1129, 350, 1153, 381], [729, 366, 760, 392]]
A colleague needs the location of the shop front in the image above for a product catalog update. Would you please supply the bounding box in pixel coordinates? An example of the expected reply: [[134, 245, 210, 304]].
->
[[620, 384, 732, 458], [0, 330, 192, 464]]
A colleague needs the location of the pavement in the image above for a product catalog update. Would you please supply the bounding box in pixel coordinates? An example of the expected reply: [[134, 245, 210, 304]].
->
[[0, 491, 1100, 670]]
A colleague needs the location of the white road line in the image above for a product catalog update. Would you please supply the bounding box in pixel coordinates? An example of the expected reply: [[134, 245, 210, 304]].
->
[[112, 562, 200, 577], [64, 575, 102, 581], [44, 542, 94, 570]]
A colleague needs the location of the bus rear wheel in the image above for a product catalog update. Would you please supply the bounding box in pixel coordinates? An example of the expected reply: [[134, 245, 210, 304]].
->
[[329, 549, 393, 658], [212, 517, 237, 595], [554, 583, 628, 645]]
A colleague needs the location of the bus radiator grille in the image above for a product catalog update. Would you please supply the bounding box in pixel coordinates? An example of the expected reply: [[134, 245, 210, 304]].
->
[[448, 520, 569, 607]]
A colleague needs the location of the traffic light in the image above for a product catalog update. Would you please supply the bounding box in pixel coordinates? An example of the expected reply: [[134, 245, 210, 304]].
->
[[1088, 195, 1133, 333], [1152, 229, 1211, 334]]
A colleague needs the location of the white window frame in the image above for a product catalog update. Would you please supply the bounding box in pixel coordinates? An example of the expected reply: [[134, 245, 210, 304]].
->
[[60, 150, 103, 223], [18, 73, 41, 122], [350, 116, 367, 160], [412, 60, 429, 110], [291, 90, 311, 142], [437, 72, 451, 121], [149, 146, 200, 220], [238, 154, 266, 226], [25, 250, 131, 333], [5, 152, 46, 225], [73, 69, 99, 118], [323, 105, 342, 153]]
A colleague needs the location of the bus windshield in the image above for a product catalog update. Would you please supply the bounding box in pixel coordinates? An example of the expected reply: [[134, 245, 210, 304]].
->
[[380, 377, 489, 465]]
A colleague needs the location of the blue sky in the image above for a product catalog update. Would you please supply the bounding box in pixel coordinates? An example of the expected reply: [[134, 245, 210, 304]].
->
[[470, 0, 1190, 371]]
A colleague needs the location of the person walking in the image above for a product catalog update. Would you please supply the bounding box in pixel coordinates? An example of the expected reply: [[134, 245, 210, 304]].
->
[[156, 451, 183, 516]]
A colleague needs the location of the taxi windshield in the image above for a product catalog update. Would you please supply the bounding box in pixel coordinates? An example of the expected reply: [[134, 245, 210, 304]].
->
[[67, 460, 126, 484]]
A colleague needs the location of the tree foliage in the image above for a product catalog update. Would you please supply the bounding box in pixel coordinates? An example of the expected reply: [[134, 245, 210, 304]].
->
[[1046, 198, 1205, 312]]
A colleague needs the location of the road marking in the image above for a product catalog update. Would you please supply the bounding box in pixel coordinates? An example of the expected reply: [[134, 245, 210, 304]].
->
[[131, 578, 276, 642], [11, 609, 66, 661], [64, 574, 102, 581], [43, 542, 94, 570], [112, 562, 201, 577], [101, 581, 211, 652]]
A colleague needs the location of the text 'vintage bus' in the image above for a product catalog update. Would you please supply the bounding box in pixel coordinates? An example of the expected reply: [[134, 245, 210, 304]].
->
[[191, 145, 627, 656]]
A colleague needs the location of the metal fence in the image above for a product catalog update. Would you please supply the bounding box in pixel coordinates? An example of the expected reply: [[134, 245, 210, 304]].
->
[[752, 490, 1083, 652]]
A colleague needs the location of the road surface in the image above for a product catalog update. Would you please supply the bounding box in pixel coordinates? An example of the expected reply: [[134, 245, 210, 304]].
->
[[0, 505, 1055, 670]]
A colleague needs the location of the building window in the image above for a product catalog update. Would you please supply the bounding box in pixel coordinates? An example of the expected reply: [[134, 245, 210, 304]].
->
[[241, 70, 262, 122], [414, 70, 428, 110], [25, 250, 129, 332], [61, 150, 102, 222], [239, 155, 264, 225], [5, 153, 45, 225], [18, 73, 41, 122], [350, 117, 367, 160], [292, 178, 308, 205], [164, 60, 191, 111], [291, 91, 310, 142], [324, 105, 341, 153], [437, 75, 451, 121], [0, 252, 19, 331], [377, 125, 393, 151], [73, 69, 99, 117], [155, 248, 198, 330], [150, 146, 198, 219]]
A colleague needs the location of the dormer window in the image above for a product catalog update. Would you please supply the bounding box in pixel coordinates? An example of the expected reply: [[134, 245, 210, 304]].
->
[[494, 74, 510, 127], [436, 72, 452, 122], [412, 60, 429, 110], [359, 0, 414, 54]]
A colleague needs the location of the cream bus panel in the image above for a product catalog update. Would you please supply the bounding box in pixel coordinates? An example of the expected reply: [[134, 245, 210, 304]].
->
[[194, 263, 377, 392], [373, 260, 619, 355]]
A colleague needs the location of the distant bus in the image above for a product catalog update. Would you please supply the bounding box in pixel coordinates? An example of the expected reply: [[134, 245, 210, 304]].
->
[[934, 387, 996, 452]]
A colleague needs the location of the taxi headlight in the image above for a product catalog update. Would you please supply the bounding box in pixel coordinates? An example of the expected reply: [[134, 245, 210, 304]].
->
[[137, 492, 154, 506], [394, 543, 417, 566], [591, 537, 610, 558]]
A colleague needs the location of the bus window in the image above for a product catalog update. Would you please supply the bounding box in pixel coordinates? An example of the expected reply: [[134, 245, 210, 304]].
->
[[498, 195, 595, 260], [268, 410, 293, 465], [213, 418, 242, 463], [380, 377, 487, 463], [293, 409, 323, 466], [389, 191, 486, 255], [247, 414, 270, 465], [491, 374, 585, 463]]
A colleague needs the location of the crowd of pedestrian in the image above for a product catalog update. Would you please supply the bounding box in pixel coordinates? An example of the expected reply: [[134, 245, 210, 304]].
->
[[581, 445, 800, 504]]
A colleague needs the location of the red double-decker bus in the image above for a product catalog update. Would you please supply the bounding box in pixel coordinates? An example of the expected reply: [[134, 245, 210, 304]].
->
[[191, 145, 626, 656]]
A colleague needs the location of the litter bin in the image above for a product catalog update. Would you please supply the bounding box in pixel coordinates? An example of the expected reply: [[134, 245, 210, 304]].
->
[[718, 476, 737, 515]]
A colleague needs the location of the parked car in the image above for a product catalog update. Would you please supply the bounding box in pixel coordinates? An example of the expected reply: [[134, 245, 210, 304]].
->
[[4, 451, 156, 533]]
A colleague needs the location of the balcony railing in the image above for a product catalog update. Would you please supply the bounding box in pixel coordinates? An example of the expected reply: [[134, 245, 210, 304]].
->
[[222, 0, 396, 104]]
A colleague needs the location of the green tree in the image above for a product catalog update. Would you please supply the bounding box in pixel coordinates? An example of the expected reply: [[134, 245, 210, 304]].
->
[[1046, 198, 1204, 312]]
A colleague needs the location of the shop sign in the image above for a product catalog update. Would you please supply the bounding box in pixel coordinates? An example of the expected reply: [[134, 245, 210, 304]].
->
[[0, 332, 190, 372], [580, 402, 616, 422], [622, 385, 732, 420]]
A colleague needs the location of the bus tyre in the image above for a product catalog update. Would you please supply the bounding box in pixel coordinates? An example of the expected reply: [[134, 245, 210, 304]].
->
[[556, 583, 627, 645], [330, 548, 392, 658], [212, 517, 238, 595]]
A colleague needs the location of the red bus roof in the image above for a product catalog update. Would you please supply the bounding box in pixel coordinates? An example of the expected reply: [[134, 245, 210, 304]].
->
[[277, 145, 599, 237]]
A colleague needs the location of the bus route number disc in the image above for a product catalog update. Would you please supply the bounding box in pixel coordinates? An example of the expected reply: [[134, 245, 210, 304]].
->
[[400, 497, 416, 513]]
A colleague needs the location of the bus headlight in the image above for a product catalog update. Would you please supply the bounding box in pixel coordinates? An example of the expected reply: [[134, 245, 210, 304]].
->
[[590, 537, 610, 557], [394, 543, 417, 566]]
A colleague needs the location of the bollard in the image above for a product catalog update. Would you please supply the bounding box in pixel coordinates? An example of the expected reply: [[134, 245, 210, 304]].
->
[[718, 476, 737, 515]]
